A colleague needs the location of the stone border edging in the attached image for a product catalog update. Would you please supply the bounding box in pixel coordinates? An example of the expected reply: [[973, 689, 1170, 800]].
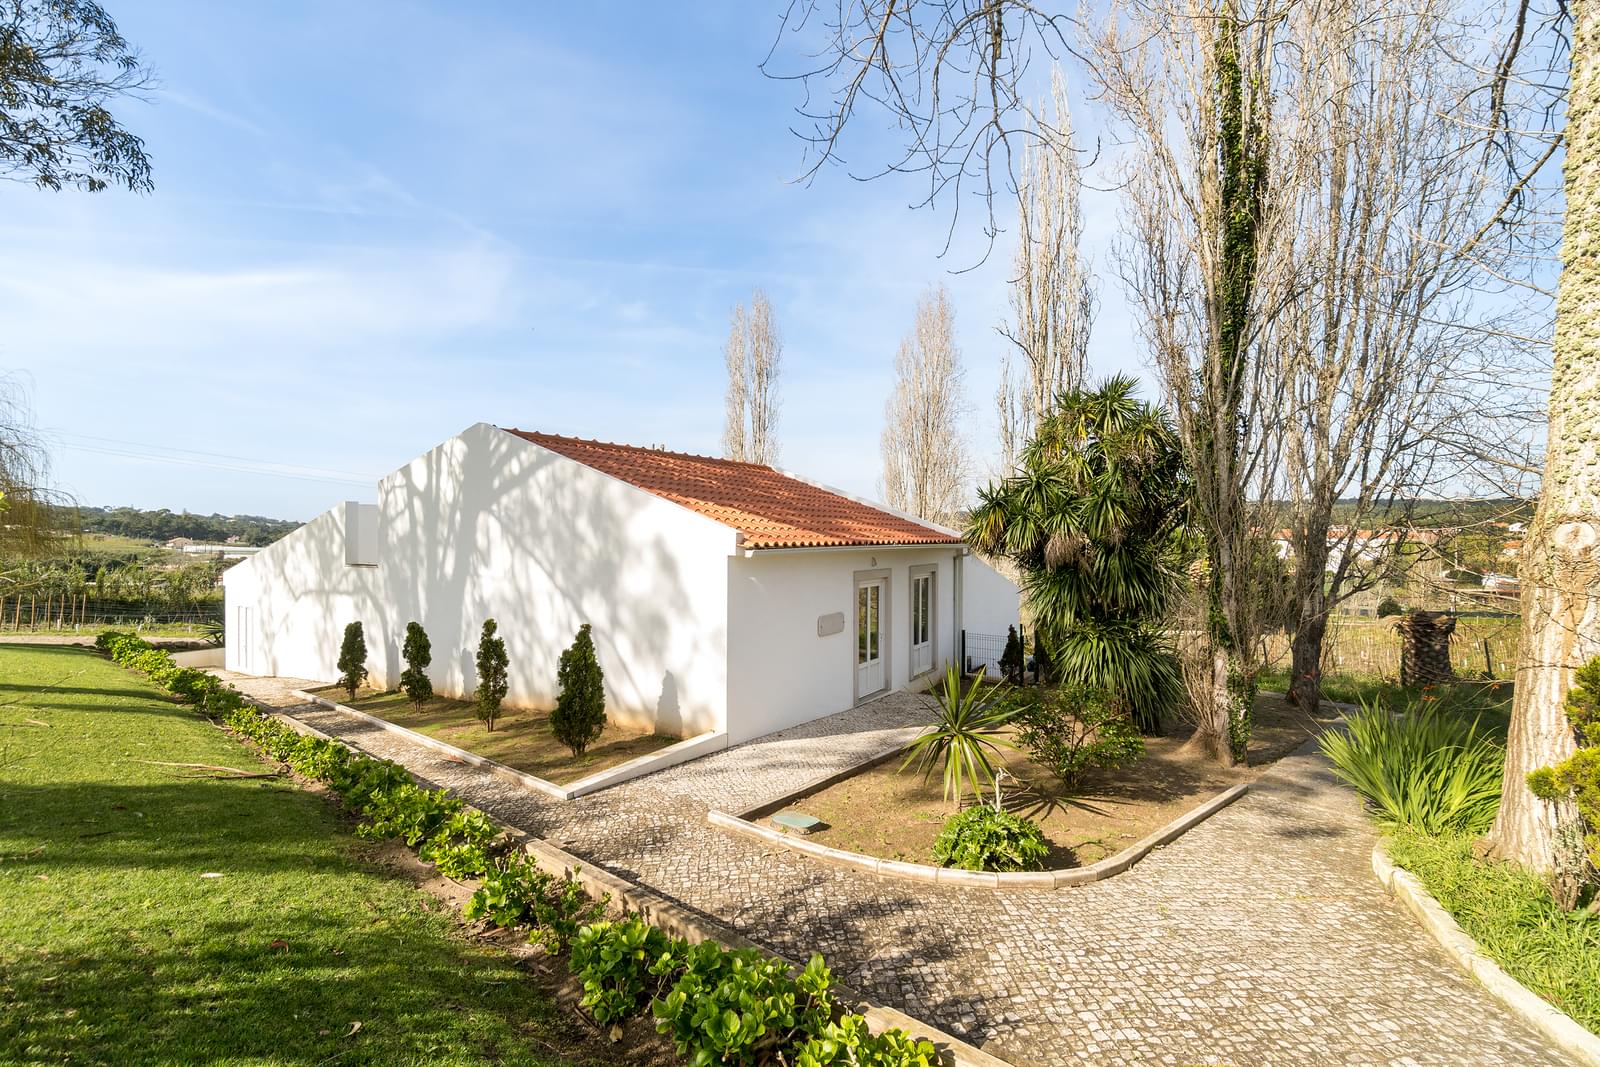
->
[[291, 689, 727, 800], [709, 782, 1249, 889], [255, 698, 1012, 1067], [1372, 842, 1600, 1067]]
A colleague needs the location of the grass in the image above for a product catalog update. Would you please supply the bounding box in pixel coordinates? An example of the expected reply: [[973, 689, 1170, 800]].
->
[[313, 687, 677, 785], [0, 643, 605, 1066], [1386, 829, 1600, 1033]]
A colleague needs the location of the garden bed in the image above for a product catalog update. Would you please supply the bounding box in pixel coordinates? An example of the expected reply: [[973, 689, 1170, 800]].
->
[[750, 691, 1340, 869], [309, 687, 678, 786]]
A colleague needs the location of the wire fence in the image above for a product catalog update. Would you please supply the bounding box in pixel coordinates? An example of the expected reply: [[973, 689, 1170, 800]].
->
[[0, 594, 223, 634]]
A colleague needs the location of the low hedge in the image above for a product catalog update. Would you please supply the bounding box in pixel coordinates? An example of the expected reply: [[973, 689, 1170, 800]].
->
[[96, 631, 940, 1065]]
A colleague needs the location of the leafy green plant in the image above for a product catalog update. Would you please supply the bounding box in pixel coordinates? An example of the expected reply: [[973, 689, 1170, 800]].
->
[[399, 620, 434, 709], [1013, 684, 1143, 790], [967, 377, 1187, 733], [795, 1014, 939, 1067], [652, 943, 833, 1066], [474, 618, 509, 731], [417, 809, 499, 879], [1319, 696, 1504, 835], [901, 665, 1015, 807], [553, 623, 607, 756], [356, 783, 463, 846], [1377, 597, 1405, 618], [463, 852, 604, 951], [931, 805, 1049, 872], [571, 917, 687, 1026], [999, 625, 1024, 683], [336, 621, 368, 700]]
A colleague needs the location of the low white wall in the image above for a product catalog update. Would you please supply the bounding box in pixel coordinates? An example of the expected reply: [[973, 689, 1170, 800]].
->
[[726, 546, 960, 744]]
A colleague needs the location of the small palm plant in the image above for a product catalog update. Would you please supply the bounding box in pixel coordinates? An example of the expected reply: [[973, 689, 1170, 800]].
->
[[901, 666, 1018, 808]]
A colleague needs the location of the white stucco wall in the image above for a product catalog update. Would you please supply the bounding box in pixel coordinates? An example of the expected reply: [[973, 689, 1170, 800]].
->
[[222, 503, 385, 681], [725, 546, 963, 744], [227, 423, 734, 738]]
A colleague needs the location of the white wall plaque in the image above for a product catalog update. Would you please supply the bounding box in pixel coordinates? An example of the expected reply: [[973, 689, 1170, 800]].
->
[[817, 612, 846, 637]]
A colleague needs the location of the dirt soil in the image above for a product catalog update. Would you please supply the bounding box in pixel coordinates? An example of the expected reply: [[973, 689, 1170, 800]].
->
[[756, 692, 1341, 869], [311, 686, 677, 786]]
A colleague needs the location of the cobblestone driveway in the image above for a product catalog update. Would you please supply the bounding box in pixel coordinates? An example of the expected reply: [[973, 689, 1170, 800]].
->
[[217, 672, 1571, 1067]]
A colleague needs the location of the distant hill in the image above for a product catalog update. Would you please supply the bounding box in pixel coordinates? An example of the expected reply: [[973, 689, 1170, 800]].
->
[[70, 506, 303, 547]]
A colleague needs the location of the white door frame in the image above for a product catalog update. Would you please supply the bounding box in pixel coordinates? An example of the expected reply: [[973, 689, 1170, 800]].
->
[[909, 564, 936, 679], [853, 568, 891, 704]]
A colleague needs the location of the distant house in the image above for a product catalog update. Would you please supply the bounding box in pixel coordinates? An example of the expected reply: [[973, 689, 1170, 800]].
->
[[223, 424, 1019, 744]]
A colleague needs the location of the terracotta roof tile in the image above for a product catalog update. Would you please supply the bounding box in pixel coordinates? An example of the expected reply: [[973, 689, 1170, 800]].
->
[[504, 429, 961, 550]]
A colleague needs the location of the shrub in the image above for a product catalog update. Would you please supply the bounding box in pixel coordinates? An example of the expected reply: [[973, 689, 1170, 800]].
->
[[1319, 696, 1504, 835], [417, 809, 499, 878], [931, 805, 1049, 872], [1012, 684, 1143, 791], [652, 943, 833, 1066], [1376, 597, 1405, 618], [552, 623, 607, 756], [399, 621, 434, 709], [356, 782, 463, 846], [901, 665, 1015, 807], [795, 1014, 940, 1067], [998, 625, 1024, 682], [474, 618, 509, 731], [463, 852, 604, 951], [571, 917, 687, 1026], [337, 621, 368, 700]]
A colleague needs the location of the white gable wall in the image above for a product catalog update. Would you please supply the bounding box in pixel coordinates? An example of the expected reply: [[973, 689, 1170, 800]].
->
[[725, 546, 961, 743], [225, 423, 736, 738]]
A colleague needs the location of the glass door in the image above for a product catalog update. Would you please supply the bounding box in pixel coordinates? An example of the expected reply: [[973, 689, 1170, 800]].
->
[[855, 578, 886, 698], [910, 572, 933, 676]]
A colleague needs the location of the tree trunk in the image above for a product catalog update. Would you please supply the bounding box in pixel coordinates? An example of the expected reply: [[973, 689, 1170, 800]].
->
[[1289, 614, 1327, 716], [1485, 0, 1600, 885], [1287, 533, 1332, 716], [1187, 646, 1243, 766]]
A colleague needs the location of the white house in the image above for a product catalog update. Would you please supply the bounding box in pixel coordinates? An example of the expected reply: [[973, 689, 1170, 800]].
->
[[224, 423, 1019, 744]]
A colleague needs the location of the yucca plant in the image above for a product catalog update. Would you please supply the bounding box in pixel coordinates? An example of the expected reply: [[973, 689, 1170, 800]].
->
[[968, 376, 1188, 732], [1319, 696, 1504, 836], [901, 666, 1017, 807]]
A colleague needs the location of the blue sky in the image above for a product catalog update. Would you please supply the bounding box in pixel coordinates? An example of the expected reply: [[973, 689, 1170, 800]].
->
[[1, 1, 1139, 520]]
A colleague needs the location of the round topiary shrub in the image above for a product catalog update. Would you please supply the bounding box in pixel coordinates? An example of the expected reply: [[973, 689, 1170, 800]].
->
[[931, 806, 1050, 872]]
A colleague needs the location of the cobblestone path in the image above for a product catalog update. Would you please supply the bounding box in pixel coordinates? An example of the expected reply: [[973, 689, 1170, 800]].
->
[[217, 672, 1571, 1067]]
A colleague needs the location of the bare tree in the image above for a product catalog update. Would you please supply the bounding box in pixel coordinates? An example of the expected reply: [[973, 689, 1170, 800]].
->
[[997, 66, 1096, 471], [1, 1, 154, 192], [0, 375, 73, 569], [1096, 0, 1297, 765], [721, 290, 784, 466], [883, 284, 969, 522], [1270, 0, 1542, 717]]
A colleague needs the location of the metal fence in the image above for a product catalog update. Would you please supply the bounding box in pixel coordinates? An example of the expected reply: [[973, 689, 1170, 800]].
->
[[0, 594, 223, 634], [962, 628, 1023, 677]]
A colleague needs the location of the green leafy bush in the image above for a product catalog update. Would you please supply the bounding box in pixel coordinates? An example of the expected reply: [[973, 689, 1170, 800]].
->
[[901, 665, 1015, 806], [552, 623, 607, 756], [1012, 684, 1143, 790], [463, 852, 604, 951], [337, 621, 368, 700], [795, 1014, 939, 1067], [1376, 597, 1405, 618], [998, 625, 1024, 683], [417, 809, 499, 879], [652, 943, 834, 1066], [399, 620, 434, 709], [570, 917, 687, 1026], [357, 783, 463, 846], [1319, 696, 1504, 835], [931, 805, 1049, 872], [474, 618, 509, 731]]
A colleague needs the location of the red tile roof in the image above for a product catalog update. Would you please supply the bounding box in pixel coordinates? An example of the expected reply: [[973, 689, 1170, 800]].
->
[[504, 429, 961, 550]]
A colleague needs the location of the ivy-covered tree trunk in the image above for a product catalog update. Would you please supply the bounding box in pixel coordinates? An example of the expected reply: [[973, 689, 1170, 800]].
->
[[1485, 0, 1600, 887]]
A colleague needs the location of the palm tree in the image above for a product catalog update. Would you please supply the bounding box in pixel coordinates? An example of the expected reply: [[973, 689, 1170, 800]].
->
[[968, 375, 1189, 731]]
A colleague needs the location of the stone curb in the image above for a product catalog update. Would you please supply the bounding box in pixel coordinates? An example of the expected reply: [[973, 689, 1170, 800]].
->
[[1372, 843, 1600, 1067], [254, 698, 1014, 1067], [290, 689, 727, 801], [710, 782, 1249, 889]]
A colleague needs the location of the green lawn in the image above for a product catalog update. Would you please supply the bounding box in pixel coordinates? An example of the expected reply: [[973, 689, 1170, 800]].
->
[[0, 644, 602, 1066]]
